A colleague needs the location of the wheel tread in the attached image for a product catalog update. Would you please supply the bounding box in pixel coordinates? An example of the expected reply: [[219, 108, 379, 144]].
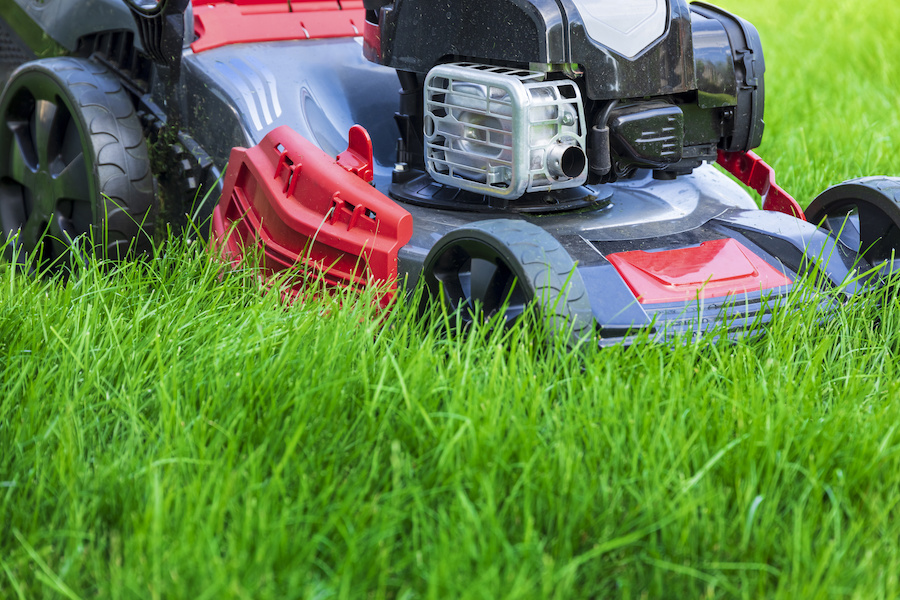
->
[[14, 57, 157, 256], [423, 218, 595, 345]]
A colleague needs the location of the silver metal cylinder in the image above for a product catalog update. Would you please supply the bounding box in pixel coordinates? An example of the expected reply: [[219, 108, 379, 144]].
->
[[546, 144, 587, 179]]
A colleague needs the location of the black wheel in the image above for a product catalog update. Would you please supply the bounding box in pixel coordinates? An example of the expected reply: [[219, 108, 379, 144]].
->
[[0, 57, 155, 266], [805, 177, 900, 266], [421, 219, 595, 344]]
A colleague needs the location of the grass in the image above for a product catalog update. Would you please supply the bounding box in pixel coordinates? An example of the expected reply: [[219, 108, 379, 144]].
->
[[2, 0, 900, 597], [721, 0, 900, 201]]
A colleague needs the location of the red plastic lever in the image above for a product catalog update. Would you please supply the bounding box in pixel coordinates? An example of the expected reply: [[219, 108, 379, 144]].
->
[[336, 125, 375, 183], [716, 150, 806, 221]]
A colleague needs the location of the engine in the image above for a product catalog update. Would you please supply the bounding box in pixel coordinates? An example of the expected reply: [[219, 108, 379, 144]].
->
[[363, 0, 765, 204]]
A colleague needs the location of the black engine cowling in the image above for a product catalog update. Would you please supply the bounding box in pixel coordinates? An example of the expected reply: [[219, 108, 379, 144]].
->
[[364, 0, 765, 189]]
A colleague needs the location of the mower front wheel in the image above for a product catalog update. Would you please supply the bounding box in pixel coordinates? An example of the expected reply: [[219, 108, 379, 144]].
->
[[421, 219, 595, 345], [806, 177, 900, 269]]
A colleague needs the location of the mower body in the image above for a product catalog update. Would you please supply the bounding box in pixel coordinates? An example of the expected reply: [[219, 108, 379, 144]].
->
[[0, 0, 894, 344]]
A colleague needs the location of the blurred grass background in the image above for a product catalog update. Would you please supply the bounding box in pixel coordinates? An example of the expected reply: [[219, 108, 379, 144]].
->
[[2, 1, 900, 598]]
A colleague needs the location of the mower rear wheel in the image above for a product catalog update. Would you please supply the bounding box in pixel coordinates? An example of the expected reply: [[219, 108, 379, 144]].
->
[[421, 219, 595, 345], [805, 177, 900, 267], [0, 57, 155, 266]]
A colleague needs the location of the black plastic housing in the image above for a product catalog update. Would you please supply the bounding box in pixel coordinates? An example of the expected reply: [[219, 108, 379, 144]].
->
[[567, 0, 696, 101], [369, 0, 565, 71], [366, 0, 766, 188], [690, 2, 765, 152], [609, 103, 685, 169], [369, 0, 698, 101], [124, 0, 191, 68]]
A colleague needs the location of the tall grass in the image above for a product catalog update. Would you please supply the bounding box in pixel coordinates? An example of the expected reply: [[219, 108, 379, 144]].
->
[[2, 0, 900, 597], [4, 238, 900, 598]]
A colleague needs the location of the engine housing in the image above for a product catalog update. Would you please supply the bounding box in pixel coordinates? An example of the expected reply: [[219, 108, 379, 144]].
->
[[367, 0, 766, 202]]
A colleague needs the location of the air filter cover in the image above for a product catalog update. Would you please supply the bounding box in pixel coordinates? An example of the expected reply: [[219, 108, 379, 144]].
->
[[424, 63, 588, 200]]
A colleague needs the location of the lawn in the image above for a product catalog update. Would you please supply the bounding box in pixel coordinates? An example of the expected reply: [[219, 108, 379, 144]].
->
[[2, 1, 900, 598]]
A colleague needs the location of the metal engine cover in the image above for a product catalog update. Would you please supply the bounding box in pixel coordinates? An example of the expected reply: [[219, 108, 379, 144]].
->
[[423, 63, 588, 199]]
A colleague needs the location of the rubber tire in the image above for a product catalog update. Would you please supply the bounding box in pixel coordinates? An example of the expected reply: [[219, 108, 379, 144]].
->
[[421, 219, 595, 345], [0, 57, 155, 263], [805, 177, 900, 265]]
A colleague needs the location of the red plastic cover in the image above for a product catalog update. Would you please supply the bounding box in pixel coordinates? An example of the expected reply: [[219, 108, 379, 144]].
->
[[211, 125, 413, 303], [191, 0, 366, 53], [607, 238, 793, 304]]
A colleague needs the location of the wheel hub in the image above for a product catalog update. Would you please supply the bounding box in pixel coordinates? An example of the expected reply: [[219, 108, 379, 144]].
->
[[32, 169, 54, 216]]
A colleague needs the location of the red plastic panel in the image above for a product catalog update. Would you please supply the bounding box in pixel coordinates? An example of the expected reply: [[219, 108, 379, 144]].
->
[[607, 238, 793, 304], [191, 0, 366, 53], [211, 125, 413, 303], [716, 150, 806, 220]]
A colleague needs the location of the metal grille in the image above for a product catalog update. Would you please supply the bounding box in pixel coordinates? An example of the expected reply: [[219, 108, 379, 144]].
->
[[424, 63, 587, 199]]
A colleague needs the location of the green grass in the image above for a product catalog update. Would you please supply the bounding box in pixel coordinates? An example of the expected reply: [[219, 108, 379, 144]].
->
[[721, 0, 900, 201], [3, 0, 900, 597]]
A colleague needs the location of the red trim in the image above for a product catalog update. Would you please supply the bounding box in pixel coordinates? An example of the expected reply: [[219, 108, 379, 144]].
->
[[716, 150, 806, 220], [335, 125, 375, 183], [362, 18, 381, 62], [211, 125, 413, 305], [191, 0, 366, 53], [607, 238, 793, 304]]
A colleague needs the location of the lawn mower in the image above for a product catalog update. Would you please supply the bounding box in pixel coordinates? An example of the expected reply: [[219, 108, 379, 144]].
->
[[1, 0, 898, 344]]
